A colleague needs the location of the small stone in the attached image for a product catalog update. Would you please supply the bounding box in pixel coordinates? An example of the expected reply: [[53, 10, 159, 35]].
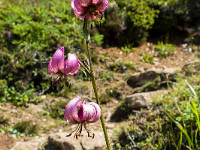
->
[[41, 95, 46, 99]]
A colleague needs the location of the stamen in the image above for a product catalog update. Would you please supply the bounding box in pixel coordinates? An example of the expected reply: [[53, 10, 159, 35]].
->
[[77, 123, 83, 136], [92, 133, 95, 139], [100, 15, 103, 20], [84, 123, 95, 138], [66, 124, 80, 137], [74, 124, 82, 138]]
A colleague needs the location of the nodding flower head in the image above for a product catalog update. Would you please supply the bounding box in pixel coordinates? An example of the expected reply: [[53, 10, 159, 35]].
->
[[64, 96, 101, 138], [48, 47, 80, 77], [71, 0, 108, 21]]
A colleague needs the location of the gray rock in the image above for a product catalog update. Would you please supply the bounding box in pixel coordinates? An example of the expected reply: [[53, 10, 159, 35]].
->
[[126, 90, 168, 109], [81, 131, 106, 150], [127, 68, 178, 90], [11, 137, 46, 150], [182, 61, 200, 76], [47, 131, 106, 150], [48, 132, 82, 150], [126, 94, 148, 109]]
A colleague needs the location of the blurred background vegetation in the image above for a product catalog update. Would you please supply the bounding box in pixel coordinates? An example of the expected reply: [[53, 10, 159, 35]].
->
[[1, 0, 199, 106]]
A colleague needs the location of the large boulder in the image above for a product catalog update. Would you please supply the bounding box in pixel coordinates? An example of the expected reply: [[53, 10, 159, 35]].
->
[[110, 90, 168, 122], [127, 68, 177, 91], [47, 132, 82, 150], [46, 131, 106, 150]]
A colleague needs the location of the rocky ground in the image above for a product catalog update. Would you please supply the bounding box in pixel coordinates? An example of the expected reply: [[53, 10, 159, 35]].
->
[[0, 42, 199, 150]]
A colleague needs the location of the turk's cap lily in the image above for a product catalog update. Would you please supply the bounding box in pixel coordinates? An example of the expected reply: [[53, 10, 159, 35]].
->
[[64, 96, 101, 124], [48, 47, 80, 76], [64, 96, 101, 138], [71, 0, 108, 21]]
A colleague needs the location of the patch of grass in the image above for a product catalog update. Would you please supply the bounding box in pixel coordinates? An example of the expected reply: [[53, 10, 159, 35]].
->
[[99, 55, 108, 63], [44, 100, 67, 119], [132, 76, 162, 93], [98, 71, 114, 81], [0, 87, 43, 107], [114, 74, 200, 149], [99, 92, 110, 104], [142, 53, 154, 64], [71, 83, 90, 95], [121, 44, 137, 53], [99, 86, 123, 104], [107, 61, 136, 73], [106, 87, 122, 100], [0, 79, 7, 96], [141, 76, 161, 92], [93, 33, 104, 46], [155, 41, 176, 58], [58, 82, 89, 98], [13, 121, 39, 136]]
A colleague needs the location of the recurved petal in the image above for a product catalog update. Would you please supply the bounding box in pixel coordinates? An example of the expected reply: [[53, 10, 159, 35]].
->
[[74, 10, 91, 20], [67, 63, 80, 75], [64, 96, 81, 124], [86, 102, 101, 123], [96, 0, 108, 12], [85, 0, 92, 5], [83, 104, 96, 122], [74, 0, 87, 12], [71, 0, 76, 10], [48, 47, 65, 74], [48, 58, 58, 74], [65, 53, 79, 75]]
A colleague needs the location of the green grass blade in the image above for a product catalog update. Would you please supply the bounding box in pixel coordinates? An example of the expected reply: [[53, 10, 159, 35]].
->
[[186, 82, 198, 100], [178, 132, 182, 150], [166, 112, 194, 149], [195, 128, 198, 148], [190, 99, 200, 134]]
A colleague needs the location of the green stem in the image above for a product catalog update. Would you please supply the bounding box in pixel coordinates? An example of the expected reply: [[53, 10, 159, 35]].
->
[[85, 40, 111, 150]]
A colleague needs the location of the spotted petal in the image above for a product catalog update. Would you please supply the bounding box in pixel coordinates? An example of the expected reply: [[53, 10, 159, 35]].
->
[[65, 53, 80, 75], [95, 0, 108, 12], [86, 102, 101, 123], [64, 96, 81, 124], [48, 47, 65, 74]]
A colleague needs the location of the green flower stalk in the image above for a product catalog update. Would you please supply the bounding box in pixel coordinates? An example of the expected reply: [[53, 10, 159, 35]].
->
[[71, 0, 110, 148], [84, 21, 111, 150]]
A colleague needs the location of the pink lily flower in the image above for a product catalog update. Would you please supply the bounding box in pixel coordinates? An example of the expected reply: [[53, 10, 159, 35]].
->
[[48, 47, 80, 77], [64, 96, 101, 138], [71, 0, 108, 21]]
